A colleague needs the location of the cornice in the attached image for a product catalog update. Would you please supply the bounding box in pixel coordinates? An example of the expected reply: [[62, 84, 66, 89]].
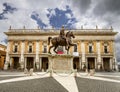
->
[[4, 29, 118, 36]]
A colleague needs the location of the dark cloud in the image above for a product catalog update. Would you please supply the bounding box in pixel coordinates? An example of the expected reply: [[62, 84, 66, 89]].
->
[[47, 6, 77, 29], [31, 12, 47, 29], [71, 0, 92, 14], [31, 6, 77, 29], [0, 2, 17, 20], [93, 0, 120, 15]]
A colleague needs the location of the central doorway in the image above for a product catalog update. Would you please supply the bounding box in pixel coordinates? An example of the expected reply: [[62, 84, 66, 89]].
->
[[27, 57, 34, 69], [87, 58, 95, 69]]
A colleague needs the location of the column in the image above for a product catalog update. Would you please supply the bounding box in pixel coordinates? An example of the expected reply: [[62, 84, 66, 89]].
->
[[79, 57, 81, 70], [24, 57, 27, 69], [96, 41, 101, 70], [10, 57, 13, 69], [101, 58, 104, 70], [113, 41, 118, 71], [86, 58, 88, 69], [36, 41, 40, 69], [113, 57, 116, 70], [34, 57, 36, 69], [20, 41, 25, 69], [95, 57, 97, 69], [81, 41, 86, 69], [39, 57, 42, 70], [110, 58, 112, 70], [4, 41, 10, 70]]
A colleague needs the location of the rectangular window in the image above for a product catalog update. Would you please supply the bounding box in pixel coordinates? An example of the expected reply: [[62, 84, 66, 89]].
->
[[89, 46, 92, 53]]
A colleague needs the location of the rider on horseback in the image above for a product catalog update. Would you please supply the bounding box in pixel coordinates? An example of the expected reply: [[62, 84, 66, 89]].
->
[[59, 26, 69, 47]]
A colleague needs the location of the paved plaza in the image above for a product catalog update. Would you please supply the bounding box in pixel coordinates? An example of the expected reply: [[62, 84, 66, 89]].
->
[[0, 71, 120, 92]]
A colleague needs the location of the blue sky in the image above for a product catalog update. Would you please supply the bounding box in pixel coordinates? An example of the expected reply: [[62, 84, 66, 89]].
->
[[0, 0, 120, 30], [0, 0, 120, 61]]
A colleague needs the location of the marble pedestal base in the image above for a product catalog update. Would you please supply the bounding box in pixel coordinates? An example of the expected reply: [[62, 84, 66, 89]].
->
[[48, 54, 73, 73]]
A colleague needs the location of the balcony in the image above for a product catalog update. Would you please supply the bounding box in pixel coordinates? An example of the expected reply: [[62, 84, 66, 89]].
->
[[73, 52, 79, 56], [101, 52, 113, 56], [85, 52, 97, 57], [10, 50, 20, 54], [27, 51, 35, 53]]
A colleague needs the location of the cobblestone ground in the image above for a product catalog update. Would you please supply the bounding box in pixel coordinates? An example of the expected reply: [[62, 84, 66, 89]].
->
[[0, 77, 68, 92], [76, 77, 120, 92]]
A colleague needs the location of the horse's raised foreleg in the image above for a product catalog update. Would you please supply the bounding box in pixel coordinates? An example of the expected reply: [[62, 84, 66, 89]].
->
[[65, 46, 68, 50], [70, 43, 77, 47], [67, 46, 70, 54], [53, 45, 58, 54], [48, 45, 54, 54]]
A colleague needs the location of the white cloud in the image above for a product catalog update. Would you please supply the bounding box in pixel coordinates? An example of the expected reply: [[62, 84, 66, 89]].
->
[[0, 0, 120, 61], [65, 13, 72, 19], [0, 0, 69, 40]]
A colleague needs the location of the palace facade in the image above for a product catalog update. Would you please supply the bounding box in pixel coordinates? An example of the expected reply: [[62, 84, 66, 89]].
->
[[4, 27, 118, 71], [0, 44, 6, 69]]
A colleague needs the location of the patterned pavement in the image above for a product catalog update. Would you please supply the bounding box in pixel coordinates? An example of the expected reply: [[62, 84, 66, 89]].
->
[[0, 76, 23, 81], [76, 77, 120, 92], [0, 77, 68, 92], [0, 71, 120, 92]]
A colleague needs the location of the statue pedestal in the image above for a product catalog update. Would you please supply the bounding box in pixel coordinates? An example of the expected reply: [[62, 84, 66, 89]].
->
[[48, 54, 73, 73]]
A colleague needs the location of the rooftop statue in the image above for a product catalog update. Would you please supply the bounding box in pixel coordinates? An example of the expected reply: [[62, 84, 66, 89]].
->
[[48, 26, 77, 54]]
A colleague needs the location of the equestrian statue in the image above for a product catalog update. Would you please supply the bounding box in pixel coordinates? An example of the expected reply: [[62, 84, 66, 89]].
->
[[48, 26, 77, 54]]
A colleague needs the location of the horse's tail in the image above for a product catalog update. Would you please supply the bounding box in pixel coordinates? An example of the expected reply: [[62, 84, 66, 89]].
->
[[48, 37, 52, 45]]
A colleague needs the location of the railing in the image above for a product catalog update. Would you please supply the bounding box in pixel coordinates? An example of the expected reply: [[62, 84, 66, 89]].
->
[[8, 28, 113, 33]]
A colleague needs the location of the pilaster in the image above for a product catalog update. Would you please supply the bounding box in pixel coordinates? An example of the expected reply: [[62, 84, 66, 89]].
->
[[20, 40, 25, 69], [81, 41, 86, 69], [36, 41, 39, 69], [97, 41, 101, 70], [4, 41, 10, 70], [39, 57, 42, 70]]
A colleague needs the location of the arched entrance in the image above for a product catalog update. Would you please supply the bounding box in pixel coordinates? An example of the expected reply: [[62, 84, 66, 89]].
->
[[41, 57, 48, 71]]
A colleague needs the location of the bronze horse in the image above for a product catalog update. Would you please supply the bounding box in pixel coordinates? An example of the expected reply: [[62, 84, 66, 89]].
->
[[48, 31, 77, 54]]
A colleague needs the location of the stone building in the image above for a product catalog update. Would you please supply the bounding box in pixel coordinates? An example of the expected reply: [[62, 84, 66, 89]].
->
[[0, 44, 6, 69], [4, 27, 118, 71]]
